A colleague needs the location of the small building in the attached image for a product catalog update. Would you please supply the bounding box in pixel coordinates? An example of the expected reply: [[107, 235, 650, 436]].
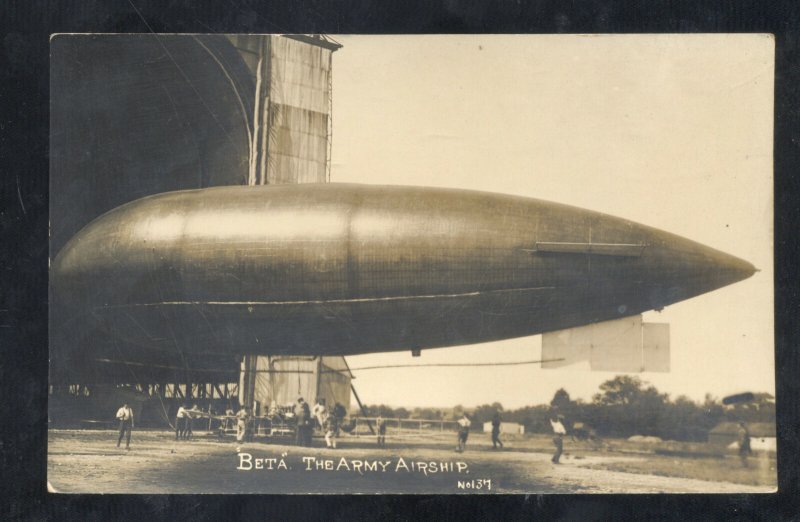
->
[[708, 422, 776, 452], [483, 421, 525, 435]]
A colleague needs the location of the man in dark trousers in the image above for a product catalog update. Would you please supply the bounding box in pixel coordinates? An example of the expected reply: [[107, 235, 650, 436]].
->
[[491, 411, 504, 449], [235, 405, 249, 443], [455, 413, 471, 453], [116, 403, 134, 450], [175, 404, 188, 440], [549, 409, 567, 464], [376, 414, 387, 448], [185, 404, 198, 440], [294, 397, 311, 447], [738, 421, 753, 467]]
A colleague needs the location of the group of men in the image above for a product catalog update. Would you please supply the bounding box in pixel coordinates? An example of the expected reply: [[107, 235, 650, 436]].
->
[[175, 404, 201, 440], [114, 402, 212, 450], [295, 397, 346, 448], [451, 410, 564, 463], [452, 411, 505, 453], [115, 400, 757, 468], [453, 407, 564, 463], [227, 396, 347, 447]]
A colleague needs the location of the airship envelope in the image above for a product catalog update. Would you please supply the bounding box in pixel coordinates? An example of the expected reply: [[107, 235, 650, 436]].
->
[[51, 183, 756, 359]]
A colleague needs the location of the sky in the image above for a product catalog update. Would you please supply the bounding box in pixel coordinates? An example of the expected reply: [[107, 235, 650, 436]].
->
[[327, 34, 775, 409]]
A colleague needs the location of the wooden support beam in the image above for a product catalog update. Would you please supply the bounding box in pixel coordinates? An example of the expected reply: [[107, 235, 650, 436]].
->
[[350, 383, 375, 435]]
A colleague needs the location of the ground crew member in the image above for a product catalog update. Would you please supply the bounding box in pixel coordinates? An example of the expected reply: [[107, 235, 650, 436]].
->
[[175, 404, 188, 440], [236, 406, 249, 443], [491, 411, 504, 449], [294, 397, 311, 447], [738, 421, 753, 467], [550, 409, 567, 464], [312, 397, 327, 431], [185, 404, 199, 440], [456, 413, 471, 453], [376, 414, 387, 448], [115, 403, 134, 450], [324, 411, 339, 449]]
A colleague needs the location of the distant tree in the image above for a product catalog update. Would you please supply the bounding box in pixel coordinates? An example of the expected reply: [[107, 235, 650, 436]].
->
[[550, 388, 572, 410], [362, 404, 412, 419], [589, 376, 670, 437], [449, 404, 465, 420], [412, 407, 444, 420], [631, 385, 668, 436], [593, 375, 645, 406], [502, 404, 551, 433], [393, 407, 410, 419], [364, 404, 392, 417], [549, 388, 576, 430], [472, 402, 505, 424]]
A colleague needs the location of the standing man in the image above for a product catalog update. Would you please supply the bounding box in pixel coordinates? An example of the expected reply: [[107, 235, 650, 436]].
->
[[738, 421, 753, 467], [324, 410, 339, 449], [550, 409, 567, 464], [376, 414, 387, 448], [491, 411, 504, 450], [116, 402, 134, 450], [294, 397, 311, 447], [185, 404, 199, 440], [455, 413, 471, 453], [312, 398, 327, 431], [235, 405, 249, 443], [246, 407, 256, 442], [175, 404, 188, 440], [332, 402, 346, 422]]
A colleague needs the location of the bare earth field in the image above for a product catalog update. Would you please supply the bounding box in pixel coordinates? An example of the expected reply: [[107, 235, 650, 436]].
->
[[47, 429, 776, 494]]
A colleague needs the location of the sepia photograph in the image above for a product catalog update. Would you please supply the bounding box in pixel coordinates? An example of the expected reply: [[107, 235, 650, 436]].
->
[[47, 33, 775, 494]]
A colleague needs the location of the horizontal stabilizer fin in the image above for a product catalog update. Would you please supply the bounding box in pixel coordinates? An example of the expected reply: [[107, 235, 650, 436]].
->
[[525, 242, 646, 257], [542, 316, 670, 372]]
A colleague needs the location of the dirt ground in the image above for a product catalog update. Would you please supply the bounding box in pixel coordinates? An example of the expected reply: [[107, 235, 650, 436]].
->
[[47, 429, 776, 494]]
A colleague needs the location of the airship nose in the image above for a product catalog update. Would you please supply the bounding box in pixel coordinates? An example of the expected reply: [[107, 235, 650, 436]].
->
[[641, 232, 757, 310], [697, 246, 757, 291], [720, 252, 758, 283]]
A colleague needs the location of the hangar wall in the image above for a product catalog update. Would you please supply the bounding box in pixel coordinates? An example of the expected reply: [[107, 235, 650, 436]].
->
[[50, 34, 348, 420], [227, 34, 349, 412]]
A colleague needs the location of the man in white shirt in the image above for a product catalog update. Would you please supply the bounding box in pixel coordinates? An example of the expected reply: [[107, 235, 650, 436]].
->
[[549, 409, 567, 464], [455, 413, 471, 453], [116, 403, 134, 450], [312, 398, 328, 430], [175, 404, 188, 440], [236, 406, 249, 443]]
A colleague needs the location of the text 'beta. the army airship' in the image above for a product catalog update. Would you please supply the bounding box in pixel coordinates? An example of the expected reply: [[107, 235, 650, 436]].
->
[[51, 183, 755, 360]]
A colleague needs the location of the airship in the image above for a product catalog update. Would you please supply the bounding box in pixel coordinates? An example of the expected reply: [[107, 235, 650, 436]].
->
[[51, 183, 755, 360]]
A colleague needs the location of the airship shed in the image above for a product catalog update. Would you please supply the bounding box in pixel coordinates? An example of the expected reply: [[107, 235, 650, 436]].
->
[[49, 34, 353, 426]]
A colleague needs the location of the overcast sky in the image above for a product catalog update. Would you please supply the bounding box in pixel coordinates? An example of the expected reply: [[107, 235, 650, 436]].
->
[[328, 34, 774, 409]]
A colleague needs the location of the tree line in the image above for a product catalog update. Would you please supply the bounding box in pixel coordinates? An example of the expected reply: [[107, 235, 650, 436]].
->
[[362, 375, 775, 442]]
